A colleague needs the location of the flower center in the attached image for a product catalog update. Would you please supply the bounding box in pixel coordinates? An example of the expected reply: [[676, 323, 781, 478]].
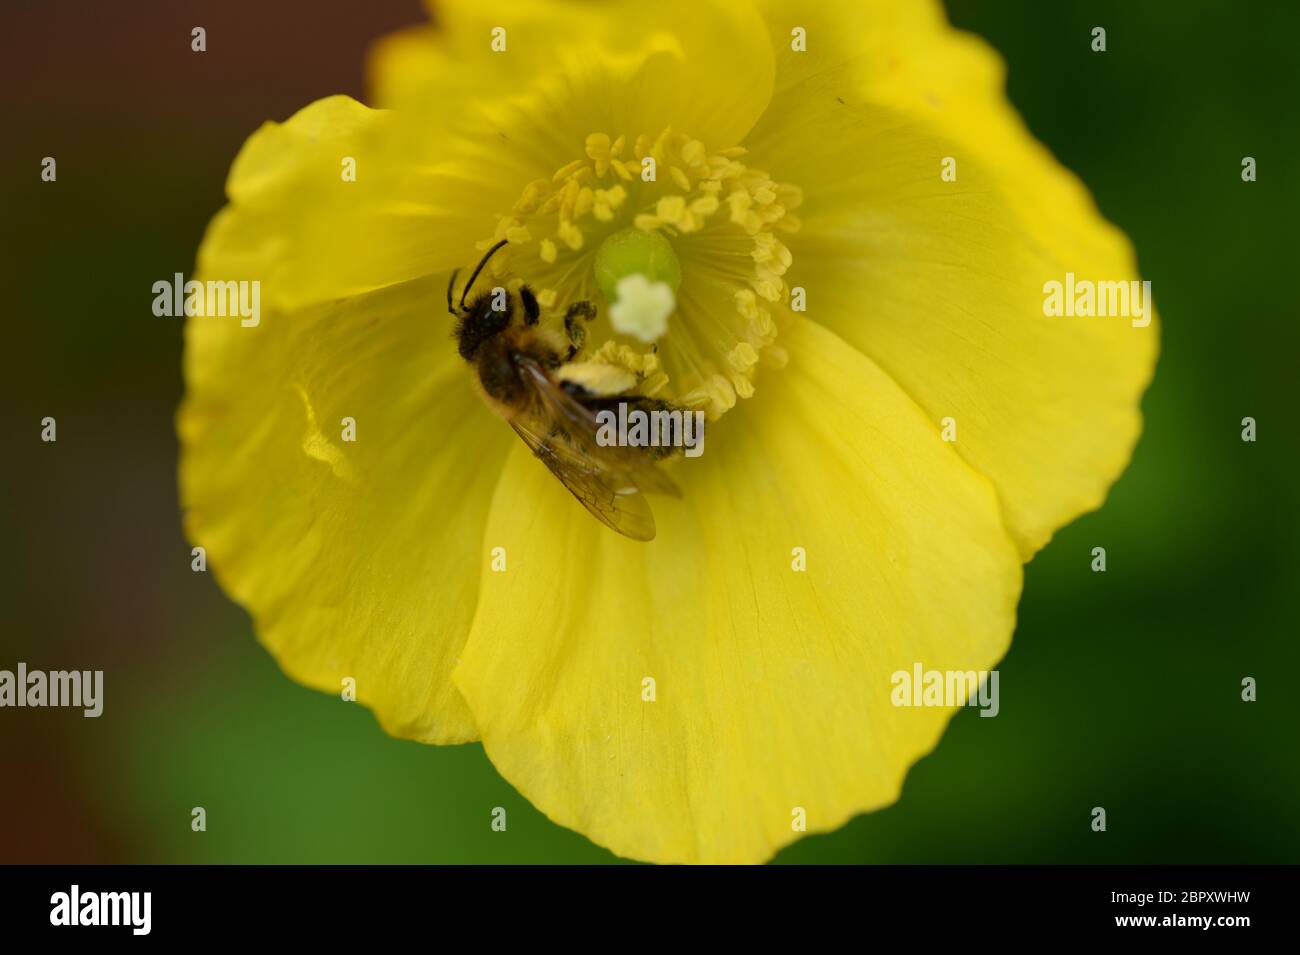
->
[[478, 128, 802, 419]]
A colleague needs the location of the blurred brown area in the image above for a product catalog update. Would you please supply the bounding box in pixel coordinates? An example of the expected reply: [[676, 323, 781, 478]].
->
[[0, 0, 427, 863], [2, 1, 424, 122]]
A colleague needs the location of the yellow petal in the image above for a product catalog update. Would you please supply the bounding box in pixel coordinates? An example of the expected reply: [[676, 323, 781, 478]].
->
[[199, 95, 518, 311], [178, 274, 514, 743], [369, 4, 601, 115], [369, 0, 776, 153], [745, 0, 1159, 556], [453, 318, 1022, 864]]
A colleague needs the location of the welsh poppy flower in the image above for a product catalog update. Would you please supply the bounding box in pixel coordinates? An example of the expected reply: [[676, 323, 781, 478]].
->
[[179, 0, 1159, 863]]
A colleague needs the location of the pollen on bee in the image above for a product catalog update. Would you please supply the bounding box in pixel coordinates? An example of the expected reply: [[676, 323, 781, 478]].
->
[[555, 361, 638, 397]]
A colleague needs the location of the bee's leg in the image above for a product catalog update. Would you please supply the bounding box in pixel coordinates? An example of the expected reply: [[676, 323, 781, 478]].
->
[[563, 300, 597, 360], [519, 284, 540, 326], [564, 319, 587, 360]]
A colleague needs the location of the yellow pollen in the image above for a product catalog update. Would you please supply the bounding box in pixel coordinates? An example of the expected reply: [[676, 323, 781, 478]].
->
[[481, 127, 803, 421]]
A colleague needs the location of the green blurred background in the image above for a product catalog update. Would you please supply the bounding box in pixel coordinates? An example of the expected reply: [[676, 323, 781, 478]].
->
[[1, 1, 1296, 863]]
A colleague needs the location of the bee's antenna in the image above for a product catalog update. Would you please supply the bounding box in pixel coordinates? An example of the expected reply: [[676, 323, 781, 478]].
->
[[459, 238, 509, 310], [446, 268, 461, 315]]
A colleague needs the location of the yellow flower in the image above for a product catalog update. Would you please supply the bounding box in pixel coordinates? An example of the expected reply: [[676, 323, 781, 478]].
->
[[179, 0, 1158, 863]]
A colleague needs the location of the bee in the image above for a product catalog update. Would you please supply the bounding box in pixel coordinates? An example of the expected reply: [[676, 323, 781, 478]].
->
[[447, 239, 692, 541]]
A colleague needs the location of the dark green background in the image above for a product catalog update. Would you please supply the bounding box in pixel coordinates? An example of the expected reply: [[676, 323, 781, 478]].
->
[[1, 1, 1296, 863]]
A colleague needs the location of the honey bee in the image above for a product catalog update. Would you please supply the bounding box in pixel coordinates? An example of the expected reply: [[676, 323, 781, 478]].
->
[[447, 239, 692, 541]]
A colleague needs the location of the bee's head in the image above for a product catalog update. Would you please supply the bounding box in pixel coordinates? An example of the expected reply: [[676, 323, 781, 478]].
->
[[456, 290, 513, 361], [448, 239, 514, 361]]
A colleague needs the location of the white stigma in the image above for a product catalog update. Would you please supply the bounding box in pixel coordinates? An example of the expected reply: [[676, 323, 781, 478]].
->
[[608, 273, 675, 343]]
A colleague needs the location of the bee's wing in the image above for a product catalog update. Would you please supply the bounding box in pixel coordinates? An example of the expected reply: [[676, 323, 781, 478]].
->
[[508, 416, 658, 542], [615, 457, 682, 498], [517, 358, 682, 498]]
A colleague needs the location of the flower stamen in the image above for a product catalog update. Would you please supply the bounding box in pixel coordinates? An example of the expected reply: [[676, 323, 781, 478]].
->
[[480, 128, 802, 420]]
